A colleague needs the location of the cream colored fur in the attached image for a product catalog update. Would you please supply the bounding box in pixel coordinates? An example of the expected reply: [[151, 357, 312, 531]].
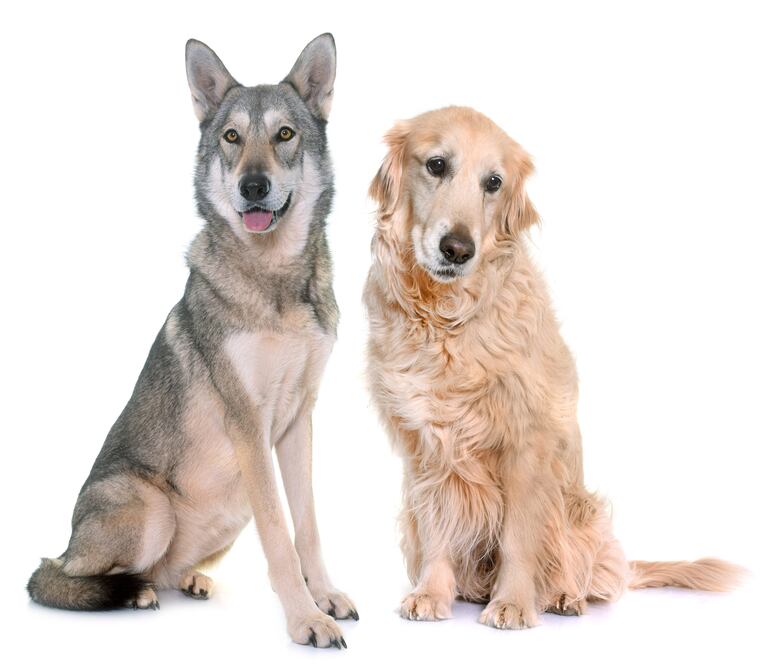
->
[[364, 106, 742, 629]]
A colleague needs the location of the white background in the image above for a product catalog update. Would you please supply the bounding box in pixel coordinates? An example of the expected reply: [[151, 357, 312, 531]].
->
[[2, 1, 768, 667]]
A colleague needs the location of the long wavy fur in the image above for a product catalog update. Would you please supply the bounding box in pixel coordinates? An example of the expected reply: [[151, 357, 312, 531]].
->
[[365, 107, 743, 614]]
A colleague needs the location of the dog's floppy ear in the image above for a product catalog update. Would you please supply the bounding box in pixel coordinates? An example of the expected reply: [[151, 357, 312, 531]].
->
[[283, 33, 336, 121], [369, 121, 410, 217], [186, 39, 238, 123], [501, 151, 539, 239]]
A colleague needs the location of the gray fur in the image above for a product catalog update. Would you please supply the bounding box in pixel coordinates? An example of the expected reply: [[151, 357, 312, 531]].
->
[[186, 39, 238, 122], [28, 34, 343, 629]]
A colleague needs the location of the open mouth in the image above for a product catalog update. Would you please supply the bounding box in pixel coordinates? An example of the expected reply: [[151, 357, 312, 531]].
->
[[239, 193, 292, 233]]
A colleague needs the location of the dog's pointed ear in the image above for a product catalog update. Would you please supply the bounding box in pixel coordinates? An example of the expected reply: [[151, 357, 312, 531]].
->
[[186, 39, 238, 123], [283, 33, 336, 121], [501, 151, 539, 239], [369, 121, 410, 217]]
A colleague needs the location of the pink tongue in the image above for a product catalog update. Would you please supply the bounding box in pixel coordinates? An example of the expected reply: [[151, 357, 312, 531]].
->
[[242, 209, 273, 232]]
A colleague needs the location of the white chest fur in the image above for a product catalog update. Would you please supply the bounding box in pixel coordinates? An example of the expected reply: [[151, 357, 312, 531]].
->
[[224, 327, 335, 442]]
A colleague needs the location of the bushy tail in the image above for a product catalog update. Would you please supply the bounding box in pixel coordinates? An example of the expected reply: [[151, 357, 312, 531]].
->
[[628, 558, 745, 592], [27, 558, 148, 611]]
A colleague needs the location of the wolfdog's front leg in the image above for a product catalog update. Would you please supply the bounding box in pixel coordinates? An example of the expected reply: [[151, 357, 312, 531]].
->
[[229, 418, 346, 648], [276, 411, 358, 621]]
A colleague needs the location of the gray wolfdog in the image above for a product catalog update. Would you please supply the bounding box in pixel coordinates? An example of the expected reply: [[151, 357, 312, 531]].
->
[[27, 34, 356, 649]]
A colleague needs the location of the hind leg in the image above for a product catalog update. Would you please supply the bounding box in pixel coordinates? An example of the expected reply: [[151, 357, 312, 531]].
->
[[175, 542, 233, 599], [179, 570, 213, 599], [542, 493, 628, 613], [62, 474, 175, 608], [587, 533, 628, 603], [131, 586, 160, 610], [546, 594, 586, 616]]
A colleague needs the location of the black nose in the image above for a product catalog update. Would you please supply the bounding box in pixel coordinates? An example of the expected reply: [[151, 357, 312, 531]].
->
[[439, 230, 475, 265], [239, 173, 271, 202]]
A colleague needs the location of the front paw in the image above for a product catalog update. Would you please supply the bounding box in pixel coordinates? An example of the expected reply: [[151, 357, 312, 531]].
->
[[400, 591, 452, 621], [288, 611, 347, 649], [311, 588, 359, 621], [479, 599, 539, 630]]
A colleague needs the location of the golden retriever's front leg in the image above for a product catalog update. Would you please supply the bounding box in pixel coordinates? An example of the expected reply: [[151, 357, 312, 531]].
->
[[401, 554, 456, 621], [399, 456, 457, 621], [276, 411, 358, 622], [479, 467, 541, 630], [230, 419, 346, 648]]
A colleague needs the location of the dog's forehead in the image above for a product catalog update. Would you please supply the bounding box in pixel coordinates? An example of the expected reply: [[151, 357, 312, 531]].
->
[[221, 84, 305, 127], [413, 124, 507, 172]]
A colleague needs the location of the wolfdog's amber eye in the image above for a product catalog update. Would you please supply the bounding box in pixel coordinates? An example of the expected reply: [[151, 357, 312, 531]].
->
[[485, 175, 503, 192], [426, 157, 446, 176], [278, 126, 295, 141], [223, 129, 239, 143]]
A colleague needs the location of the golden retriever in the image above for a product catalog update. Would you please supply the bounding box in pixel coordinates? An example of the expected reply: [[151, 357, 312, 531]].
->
[[364, 106, 741, 629]]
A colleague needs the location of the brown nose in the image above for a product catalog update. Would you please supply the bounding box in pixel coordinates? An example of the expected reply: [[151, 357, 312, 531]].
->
[[439, 230, 475, 265]]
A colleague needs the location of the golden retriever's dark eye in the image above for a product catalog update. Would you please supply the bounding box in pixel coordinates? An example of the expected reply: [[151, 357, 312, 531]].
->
[[278, 126, 295, 141], [485, 175, 502, 192], [223, 129, 239, 143], [426, 157, 446, 176]]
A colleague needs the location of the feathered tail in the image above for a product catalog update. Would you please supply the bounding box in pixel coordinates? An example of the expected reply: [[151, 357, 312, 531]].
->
[[628, 558, 745, 592]]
